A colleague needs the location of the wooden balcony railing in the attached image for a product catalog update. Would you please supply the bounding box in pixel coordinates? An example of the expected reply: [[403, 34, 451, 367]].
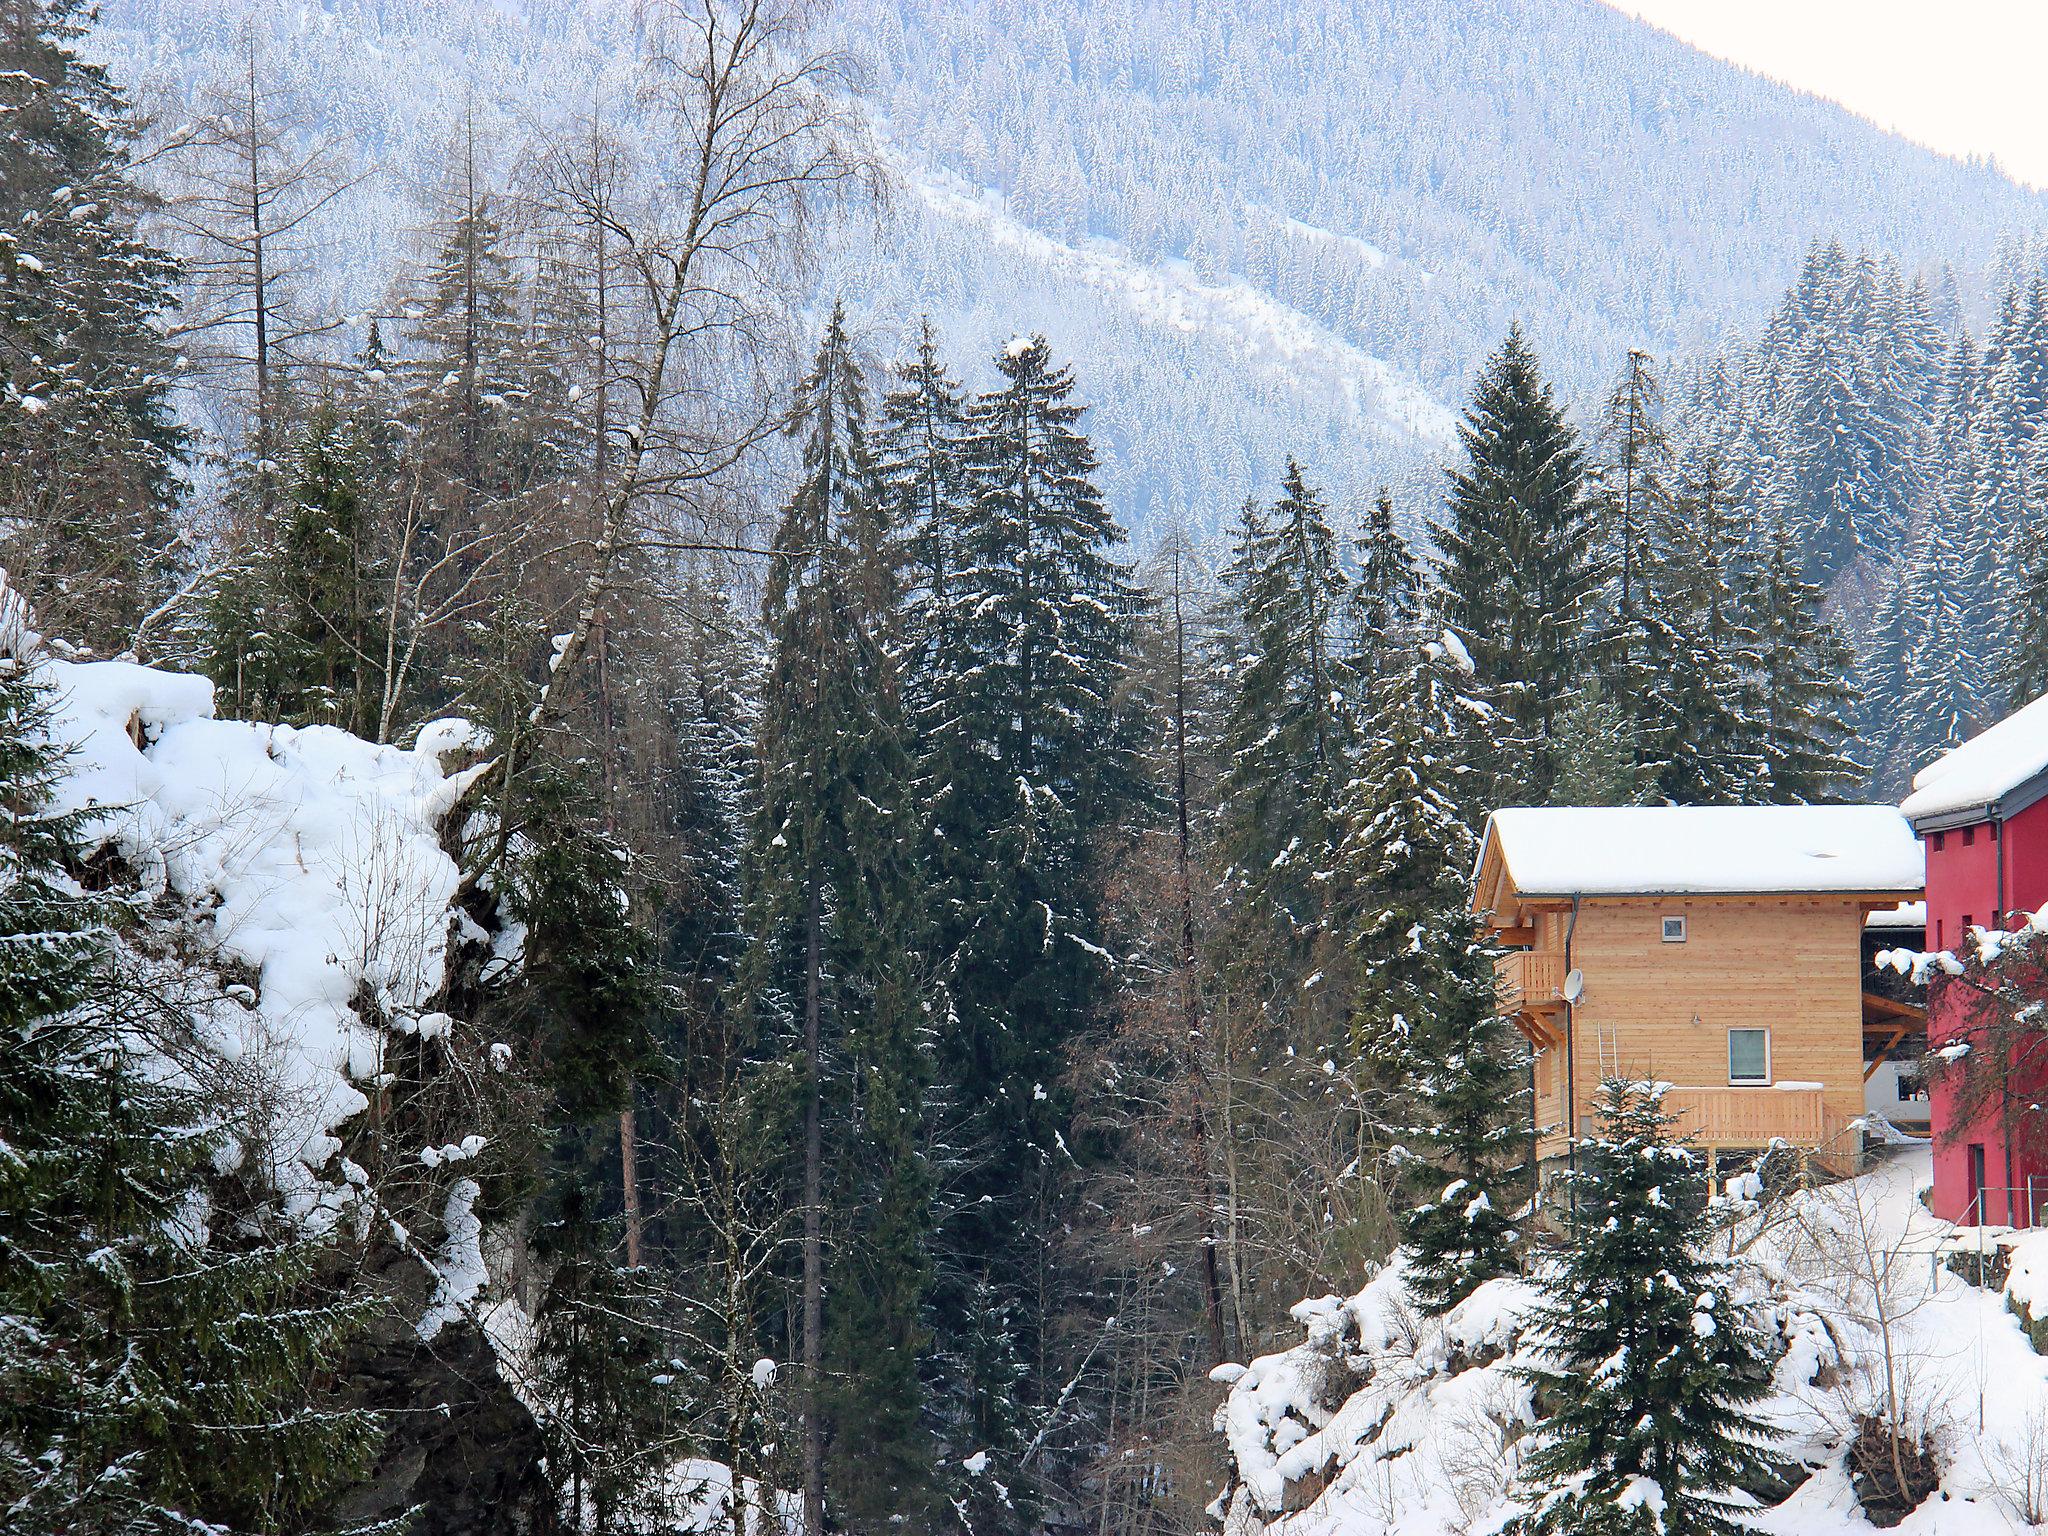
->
[[1496, 949, 1567, 1012], [1663, 1085, 1840, 1148]]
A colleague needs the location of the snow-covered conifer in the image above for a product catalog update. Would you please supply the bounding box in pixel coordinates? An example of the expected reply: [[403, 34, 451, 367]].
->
[[1510, 1079, 1783, 1536]]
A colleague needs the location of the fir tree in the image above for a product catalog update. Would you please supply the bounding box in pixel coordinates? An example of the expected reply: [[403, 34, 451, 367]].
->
[[0, 626, 381, 1533], [0, 0, 185, 648], [1509, 1079, 1784, 1536], [1430, 326, 1608, 801]]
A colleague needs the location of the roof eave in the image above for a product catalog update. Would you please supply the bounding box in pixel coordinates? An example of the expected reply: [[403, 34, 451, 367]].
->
[[1906, 762, 2048, 834], [1509, 886, 1925, 902]]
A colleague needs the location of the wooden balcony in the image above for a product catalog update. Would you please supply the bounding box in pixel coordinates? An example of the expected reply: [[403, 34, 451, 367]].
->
[[1663, 1084, 1843, 1150], [1496, 949, 1567, 1014]]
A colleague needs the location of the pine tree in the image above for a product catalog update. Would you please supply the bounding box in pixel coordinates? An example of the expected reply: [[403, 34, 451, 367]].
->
[[1216, 460, 1353, 935], [1508, 1079, 1783, 1536], [0, 0, 185, 649], [1736, 521, 1864, 801], [0, 623, 381, 1533], [746, 308, 935, 1535], [1430, 326, 1608, 801]]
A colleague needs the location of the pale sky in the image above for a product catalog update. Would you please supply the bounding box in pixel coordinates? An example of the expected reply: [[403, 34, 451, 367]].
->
[[1607, 1, 2048, 189]]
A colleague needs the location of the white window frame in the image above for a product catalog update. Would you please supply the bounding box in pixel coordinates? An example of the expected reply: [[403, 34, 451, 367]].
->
[[1661, 915, 1688, 943], [1728, 1027, 1771, 1086]]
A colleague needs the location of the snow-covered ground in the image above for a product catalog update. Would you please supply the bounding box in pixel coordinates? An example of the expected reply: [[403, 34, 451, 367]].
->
[[1215, 1145, 2048, 1535]]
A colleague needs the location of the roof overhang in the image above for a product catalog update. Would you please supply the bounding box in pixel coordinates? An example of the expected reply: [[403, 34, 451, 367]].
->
[[1504, 887, 1925, 904], [1907, 762, 2048, 834]]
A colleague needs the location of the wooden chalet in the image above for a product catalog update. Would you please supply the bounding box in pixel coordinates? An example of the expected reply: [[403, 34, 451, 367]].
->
[[1471, 806, 1926, 1172]]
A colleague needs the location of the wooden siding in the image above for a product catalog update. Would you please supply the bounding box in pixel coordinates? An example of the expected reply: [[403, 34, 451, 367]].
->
[[1525, 897, 1867, 1162]]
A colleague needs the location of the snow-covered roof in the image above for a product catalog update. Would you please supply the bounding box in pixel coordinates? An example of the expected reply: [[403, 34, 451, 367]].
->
[[1865, 900, 1928, 931], [1901, 690, 2048, 826], [1480, 805, 1925, 900]]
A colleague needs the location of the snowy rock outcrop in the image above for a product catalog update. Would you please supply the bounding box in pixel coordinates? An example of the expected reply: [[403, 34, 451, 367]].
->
[[43, 658, 488, 1221], [36, 652, 558, 1532]]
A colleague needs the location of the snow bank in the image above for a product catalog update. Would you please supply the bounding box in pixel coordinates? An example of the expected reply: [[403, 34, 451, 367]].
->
[[1483, 805, 1924, 898], [1903, 689, 2048, 822], [40, 655, 486, 1227], [665, 1460, 802, 1536], [1215, 1147, 2048, 1536]]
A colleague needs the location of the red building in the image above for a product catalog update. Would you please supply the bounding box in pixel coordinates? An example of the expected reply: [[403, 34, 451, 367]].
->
[[1903, 691, 2048, 1224]]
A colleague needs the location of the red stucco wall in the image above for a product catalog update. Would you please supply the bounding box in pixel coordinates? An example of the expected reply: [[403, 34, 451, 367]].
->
[[1927, 796, 2048, 1224]]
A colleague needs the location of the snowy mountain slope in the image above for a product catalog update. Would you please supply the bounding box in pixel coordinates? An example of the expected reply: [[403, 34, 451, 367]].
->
[[86, 0, 2048, 530], [1214, 1145, 2048, 1536]]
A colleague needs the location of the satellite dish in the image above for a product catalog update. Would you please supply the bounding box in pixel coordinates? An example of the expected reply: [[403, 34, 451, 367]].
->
[[1562, 969, 1585, 1004]]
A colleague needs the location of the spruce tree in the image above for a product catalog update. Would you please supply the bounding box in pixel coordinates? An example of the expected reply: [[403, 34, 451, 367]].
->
[[1736, 521, 1863, 801], [1509, 1079, 1783, 1536], [0, 627, 381, 1533], [912, 333, 1141, 1517], [402, 131, 545, 520], [1430, 326, 1608, 801], [746, 308, 935, 1534], [2004, 522, 2048, 712], [877, 318, 971, 693], [1336, 630, 1525, 1311], [1216, 460, 1353, 935], [1598, 348, 1672, 693], [1348, 487, 1421, 686], [0, 0, 185, 648], [1637, 455, 1765, 804], [202, 401, 389, 732]]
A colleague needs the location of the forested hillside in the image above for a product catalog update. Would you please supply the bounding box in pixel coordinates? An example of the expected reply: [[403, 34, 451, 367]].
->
[[8, 0, 2048, 1534], [87, 0, 2048, 522]]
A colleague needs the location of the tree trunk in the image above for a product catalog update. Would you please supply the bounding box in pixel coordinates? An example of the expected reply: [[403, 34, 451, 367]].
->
[[1172, 548, 1229, 1363], [802, 876, 826, 1536]]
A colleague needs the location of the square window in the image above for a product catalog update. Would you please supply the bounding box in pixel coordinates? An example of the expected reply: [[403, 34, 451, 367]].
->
[[1934, 831, 1946, 852], [1728, 1028, 1770, 1085], [1964, 825, 1977, 847], [1661, 915, 1687, 943]]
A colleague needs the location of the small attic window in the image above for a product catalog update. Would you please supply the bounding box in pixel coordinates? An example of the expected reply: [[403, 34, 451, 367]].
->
[[1933, 831, 1946, 852], [1661, 915, 1687, 944], [1963, 825, 1977, 848]]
